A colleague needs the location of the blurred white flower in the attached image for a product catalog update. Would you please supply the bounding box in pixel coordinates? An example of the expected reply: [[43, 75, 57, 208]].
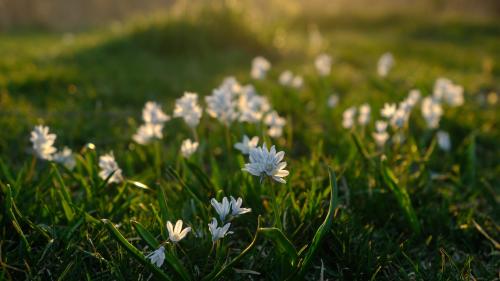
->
[[421, 97, 443, 129], [375, 120, 388, 132], [279, 70, 293, 86], [208, 218, 232, 242], [327, 94, 339, 108], [377, 52, 394, 77], [52, 147, 76, 170], [205, 88, 238, 125], [342, 106, 357, 129], [243, 144, 289, 184], [230, 196, 252, 217], [166, 220, 191, 243], [30, 125, 57, 160], [133, 123, 163, 145], [251, 56, 271, 80], [433, 78, 464, 107], [142, 101, 170, 125], [315, 53, 332, 76], [238, 86, 271, 123], [181, 139, 198, 158], [211, 197, 231, 222], [234, 135, 259, 154], [219, 76, 242, 94], [264, 111, 286, 138], [174, 92, 203, 128], [373, 120, 389, 147], [437, 130, 451, 151], [390, 108, 408, 129], [146, 246, 165, 267], [98, 152, 123, 184], [406, 89, 421, 107], [358, 103, 371, 125], [291, 75, 303, 89], [381, 103, 397, 119]]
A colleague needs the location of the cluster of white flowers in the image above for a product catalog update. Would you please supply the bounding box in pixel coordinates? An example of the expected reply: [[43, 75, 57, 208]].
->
[[234, 135, 259, 155], [342, 106, 357, 129], [264, 111, 286, 138], [98, 152, 123, 184], [30, 125, 76, 169], [147, 219, 192, 267], [358, 104, 371, 126], [205, 80, 239, 126], [251, 56, 271, 80], [433, 78, 464, 107], [377, 52, 394, 77], [238, 84, 271, 123], [242, 144, 289, 184], [372, 120, 389, 147], [209, 196, 251, 242], [174, 92, 203, 128], [315, 53, 332, 76], [421, 96, 443, 129], [279, 70, 303, 89], [133, 101, 170, 145], [180, 139, 199, 158]]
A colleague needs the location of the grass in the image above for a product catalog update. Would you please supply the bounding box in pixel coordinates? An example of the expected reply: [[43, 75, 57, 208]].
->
[[1, 2, 499, 280]]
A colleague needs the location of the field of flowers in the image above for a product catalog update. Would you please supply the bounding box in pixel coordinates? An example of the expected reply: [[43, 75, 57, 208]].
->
[[0, 2, 499, 280]]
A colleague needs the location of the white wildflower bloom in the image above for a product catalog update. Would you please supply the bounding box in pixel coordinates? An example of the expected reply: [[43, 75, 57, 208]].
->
[[30, 125, 57, 160], [342, 106, 357, 129], [279, 70, 293, 86], [98, 152, 123, 184], [433, 78, 464, 107], [390, 108, 408, 129], [433, 77, 452, 100], [327, 94, 339, 108], [211, 197, 231, 222], [180, 139, 198, 158], [407, 89, 421, 107], [174, 92, 203, 128], [377, 52, 394, 77], [146, 246, 165, 267], [52, 147, 76, 170], [264, 111, 286, 138], [205, 88, 238, 125], [133, 123, 164, 145], [230, 196, 252, 217], [234, 135, 259, 154], [437, 130, 451, 151], [381, 103, 397, 119], [219, 76, 242, 94], [421, 96, 443, 129], [375, 120, 388, 132], [373, 131, 390, 147], [208, 217, 232, 242], [251, 56, 271, 80], [238, 87, 271, 123], [243, 144, 289, 184], [166, 220, 191, 243], [358, 104, 371, 125], [315, 53, 332, 76], [142, 101, 170, 125], [291, 75, 303, 89]]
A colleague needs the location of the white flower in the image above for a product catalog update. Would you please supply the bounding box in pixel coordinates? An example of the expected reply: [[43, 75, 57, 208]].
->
[[377, 52, 394, 77], [166, 220, 191, 243], [433, 78, 464, 107], [375, 120, 388, 132], [208, 218, 232, 242], [219, 76, 242, 94], [98, 152, 123, 184], [205, 88, 238, 125], [373, 131, 389, 147], [146, 246, 165, 267], [407, 89, 421, 107], [238, 86, 271, 123], [381, 103, 397, 119], [437, 130, 451, 151], [142, 101, 170, 125], [279, 70, 293, 86], [174, 92, 203, 128], [327, 94, 339, 108], [421, 96, 443, 129], [181, 139, 198, 158], [243, 144, 289, 184], [211, 197, 231, 222], [390, 108, 409, 129], [291, 75, 303, 89], [358, 103, 371, 125], [251, 56, 271, 80], [264, 111, 286, 138], [342, 106, 357, 129], [234, 135, 259, 154], [52, 147, 76, 170], [133, 123, 164, 145], [30, 125, 57, 160], [230, 196, 251, 216], [315, 53, 332, 76]]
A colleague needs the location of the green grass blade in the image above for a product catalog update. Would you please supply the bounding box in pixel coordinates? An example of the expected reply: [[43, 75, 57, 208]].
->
[[51, 164, 75, 222], [380, 159, 421, 234], [259, 227, 298, 265], [101, 219, 173, 281], [296, 167, 339, 278], [3, 184, 31, 252], [131, 220, 160, 249]]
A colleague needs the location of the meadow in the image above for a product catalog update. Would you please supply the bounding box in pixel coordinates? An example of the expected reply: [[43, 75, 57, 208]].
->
[[0, 2, 499, 280]]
